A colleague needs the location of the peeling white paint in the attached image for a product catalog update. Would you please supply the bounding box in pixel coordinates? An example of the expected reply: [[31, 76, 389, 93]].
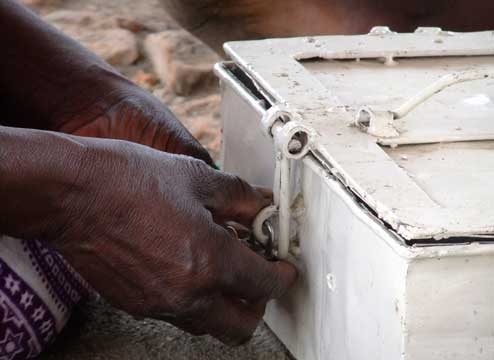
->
[[224, 29, 494, 241], [218, 29, 494, 360]]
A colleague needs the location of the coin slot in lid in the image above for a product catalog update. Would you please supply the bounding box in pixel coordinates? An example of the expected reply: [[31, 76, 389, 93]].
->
[[301, 55, 494, 146]]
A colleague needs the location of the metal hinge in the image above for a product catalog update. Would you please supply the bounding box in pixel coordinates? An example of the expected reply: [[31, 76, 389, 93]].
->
[[252, 106, 314, 259]]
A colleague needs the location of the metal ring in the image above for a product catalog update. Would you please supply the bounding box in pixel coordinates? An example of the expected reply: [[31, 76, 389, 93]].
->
[[261, 106, 291, 135], [253, 205, 278, 245], [262, 221, 274, 244], [274, 121, 312, 160], [226, 225, 239, 240]]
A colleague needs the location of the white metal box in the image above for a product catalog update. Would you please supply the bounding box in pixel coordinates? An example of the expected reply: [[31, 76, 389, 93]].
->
[[216, 29, 494, 360]]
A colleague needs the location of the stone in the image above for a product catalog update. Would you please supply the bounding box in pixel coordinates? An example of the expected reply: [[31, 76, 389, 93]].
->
[[44, 10, 140, 66], [131, 70, 159, 90], [20, 0, 63, 8], [44, 10, 114, 28], [79, 28, 139, 66], [144, 30, 220, 96], [169, 94, 222, 158], [116, 18, 147, 33]]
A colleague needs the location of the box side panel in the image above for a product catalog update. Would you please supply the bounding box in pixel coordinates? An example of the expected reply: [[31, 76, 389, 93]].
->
[[262, 159, 407, 360], [219, 80, 275, 187], [220, 70, 407, 360], [219, 61, 494, 360], [405, 256, 494, 359]]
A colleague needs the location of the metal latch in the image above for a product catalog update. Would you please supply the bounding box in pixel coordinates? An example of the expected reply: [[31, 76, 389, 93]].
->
[[354, 69, 494, 139], [252, 106, 314, 259]]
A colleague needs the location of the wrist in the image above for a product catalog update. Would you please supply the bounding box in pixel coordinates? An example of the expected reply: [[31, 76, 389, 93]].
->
[[0, 0, 130, 131], [49, 65, 141, 132], [0, 126, 88, 240]]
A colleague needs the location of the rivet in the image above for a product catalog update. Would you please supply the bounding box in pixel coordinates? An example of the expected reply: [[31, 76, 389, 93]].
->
[[326, 273, 336, 291]]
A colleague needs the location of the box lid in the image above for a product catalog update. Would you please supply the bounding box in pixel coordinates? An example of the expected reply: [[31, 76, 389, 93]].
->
[[224, 28, 494, 241]]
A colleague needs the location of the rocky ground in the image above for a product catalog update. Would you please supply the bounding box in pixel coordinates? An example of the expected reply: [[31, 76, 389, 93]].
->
[[19, 0, 291, 359], [24, 0, 223, 160]]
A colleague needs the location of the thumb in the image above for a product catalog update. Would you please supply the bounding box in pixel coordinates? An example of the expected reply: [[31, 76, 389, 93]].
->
[[199, 171, 272, 227]]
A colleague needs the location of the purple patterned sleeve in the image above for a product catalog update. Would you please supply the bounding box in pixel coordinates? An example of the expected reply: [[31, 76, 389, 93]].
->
[[0, 236, 92, 359]]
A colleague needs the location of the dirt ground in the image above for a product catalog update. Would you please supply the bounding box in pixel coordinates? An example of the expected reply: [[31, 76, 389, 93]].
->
[[19, 0, 292, 359], [40, 299, 291, 360]]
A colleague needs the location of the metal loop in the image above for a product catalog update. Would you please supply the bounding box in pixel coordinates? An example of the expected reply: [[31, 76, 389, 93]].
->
[[226, 225, 239, 240], [274, 121, 313, 160], [261, 106, 292, 135], [253, 205, 278, 245], [262, 221, 275, 244]]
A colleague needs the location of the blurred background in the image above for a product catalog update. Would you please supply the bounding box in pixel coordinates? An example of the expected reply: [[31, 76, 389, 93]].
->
[[24, 0, 223, 161]]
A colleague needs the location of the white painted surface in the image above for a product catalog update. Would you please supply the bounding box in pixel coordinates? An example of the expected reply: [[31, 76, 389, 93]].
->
[[405, 255, 494, 359], [216, 39, 494, 358], [263, 157, 408, 360], [223, 30, 494, 240]]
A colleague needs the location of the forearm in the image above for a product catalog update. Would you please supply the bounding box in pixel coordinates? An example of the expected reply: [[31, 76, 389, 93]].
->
[[0, 125, 86, 239], [0, 0, 131, 131]]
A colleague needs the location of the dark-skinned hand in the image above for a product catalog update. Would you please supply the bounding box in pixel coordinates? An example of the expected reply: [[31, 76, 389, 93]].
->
[[53, 72, 215, 166], [0, 0, 213, 165], [0, 0, 298, 345], [0, 128, 297, 345]]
